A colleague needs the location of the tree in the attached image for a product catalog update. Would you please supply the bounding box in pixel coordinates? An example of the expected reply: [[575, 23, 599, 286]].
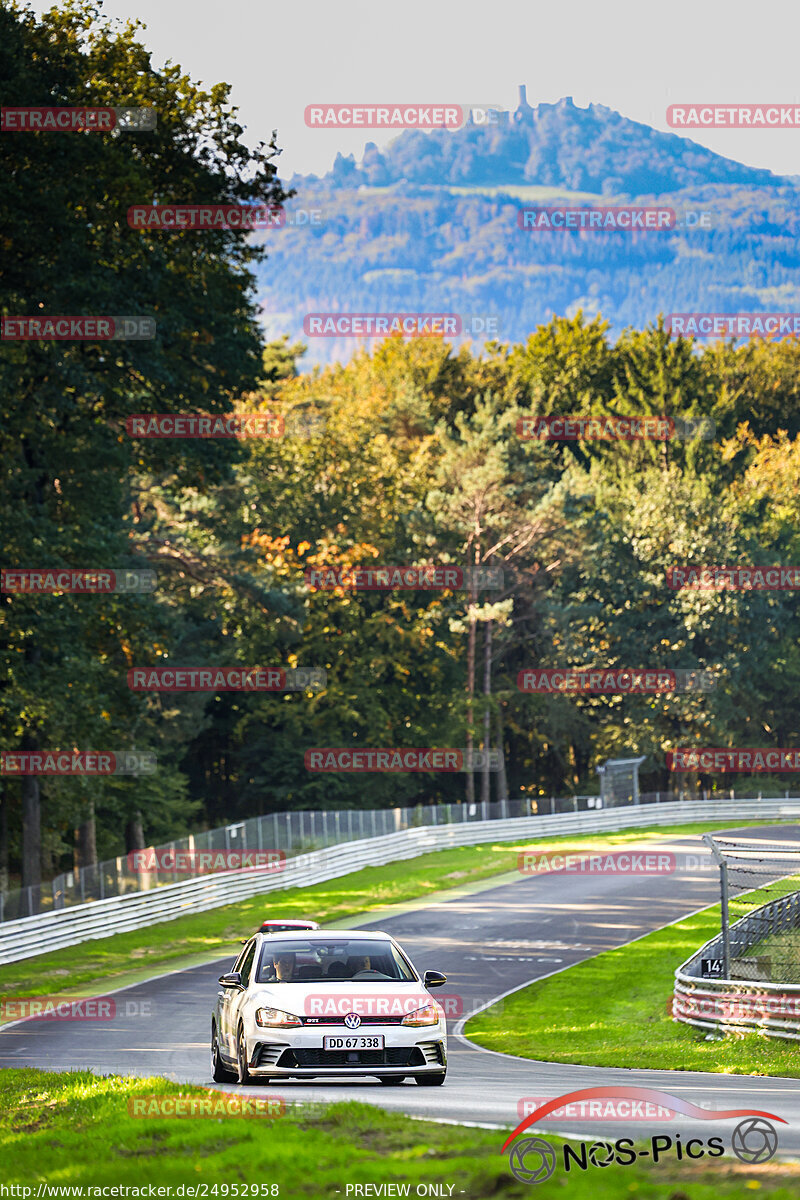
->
[[0, 0, 287, 902]]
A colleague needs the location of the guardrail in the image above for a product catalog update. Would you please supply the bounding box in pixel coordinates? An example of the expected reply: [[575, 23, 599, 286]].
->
[[3, 797, 799, 966], [674, 886, 800, 1041], [2, 793, 599, 922]]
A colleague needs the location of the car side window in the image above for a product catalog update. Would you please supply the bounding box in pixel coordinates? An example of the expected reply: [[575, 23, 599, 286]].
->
[[239, 941, 257, 986]]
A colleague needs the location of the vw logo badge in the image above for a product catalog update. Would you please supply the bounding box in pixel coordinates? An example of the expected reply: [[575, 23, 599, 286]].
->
[[344, 1012, 361, 1029]]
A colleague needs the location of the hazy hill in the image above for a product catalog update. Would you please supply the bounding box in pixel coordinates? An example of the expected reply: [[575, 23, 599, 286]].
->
[[256, 92, 800, 368]]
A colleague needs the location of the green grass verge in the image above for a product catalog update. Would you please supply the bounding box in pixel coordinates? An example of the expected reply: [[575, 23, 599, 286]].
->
[[465, 878, 800, 1077], [1, 820, 777, 1003], [1, 1069, 798, 1196]]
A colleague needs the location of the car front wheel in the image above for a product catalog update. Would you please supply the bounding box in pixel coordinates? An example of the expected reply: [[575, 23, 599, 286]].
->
[[211, 1024, 235, 1083], [415, 1072, 446, 1086], [236, 1027, 253, 1085]]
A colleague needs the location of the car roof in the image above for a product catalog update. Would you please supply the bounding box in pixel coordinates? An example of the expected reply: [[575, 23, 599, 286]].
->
[[255, 929, 391, 942], [260, 919, 317, 927]]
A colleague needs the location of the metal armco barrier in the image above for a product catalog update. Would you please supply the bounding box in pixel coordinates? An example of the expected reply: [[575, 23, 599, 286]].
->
[[2, 798, 799, 966], [674, 884, 800, 1041]]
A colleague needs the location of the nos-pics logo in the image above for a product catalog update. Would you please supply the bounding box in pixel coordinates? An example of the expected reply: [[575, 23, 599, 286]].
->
[[504, 1087, 783, 1183]]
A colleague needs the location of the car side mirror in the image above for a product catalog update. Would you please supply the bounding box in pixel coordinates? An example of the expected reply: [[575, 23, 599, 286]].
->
[[218, 971, 244, 989], [423, 970, 447, 989]]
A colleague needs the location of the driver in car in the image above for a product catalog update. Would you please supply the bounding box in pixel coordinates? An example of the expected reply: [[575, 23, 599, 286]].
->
[[264, 951, 296, 981]]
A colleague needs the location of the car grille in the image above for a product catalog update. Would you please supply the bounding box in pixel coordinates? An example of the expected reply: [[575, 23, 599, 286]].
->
[[302, 1015, 406, 1026], [279, 1046, 422, 1068]]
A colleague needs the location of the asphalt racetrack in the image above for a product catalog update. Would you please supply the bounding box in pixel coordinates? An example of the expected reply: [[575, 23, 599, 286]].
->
[[3, 824, 800, 1156]]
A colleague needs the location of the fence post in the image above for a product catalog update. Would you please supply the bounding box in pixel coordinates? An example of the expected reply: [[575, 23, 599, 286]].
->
[[257, 817, 264, 852], [335, 811, 341, 842], [704, 834, 730, 977], [285, 814, 293, 853], [371, 809, 377, 838], [550, 796, 554, 815], [323, 810, 329, 846], [573, 797, 578, 813]]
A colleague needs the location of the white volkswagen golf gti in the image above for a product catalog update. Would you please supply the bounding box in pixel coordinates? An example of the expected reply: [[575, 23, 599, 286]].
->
[[211, 930, 447, 1086]]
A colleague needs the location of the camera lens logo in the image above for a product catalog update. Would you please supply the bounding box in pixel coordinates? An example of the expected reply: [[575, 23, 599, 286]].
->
[[587, 1141, 615, 1167], [344, 1012, 361, 1030], [508, 1136, 556, 1184], [732, 1117, 778, 1164]]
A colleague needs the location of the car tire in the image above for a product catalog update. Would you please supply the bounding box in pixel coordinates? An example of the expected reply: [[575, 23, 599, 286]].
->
[[414, 1072, 446, 1086], [236, 1026, 254, 1085], [378, 1076, 406, 1085], [211, 1024, 236, 1083]]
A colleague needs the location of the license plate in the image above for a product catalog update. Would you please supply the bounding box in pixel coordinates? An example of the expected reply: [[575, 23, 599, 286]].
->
[[323, 1035, 385, 1051]]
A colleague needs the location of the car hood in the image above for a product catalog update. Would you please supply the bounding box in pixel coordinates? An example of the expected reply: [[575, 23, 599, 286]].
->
[[249, 980, 435, 1021]]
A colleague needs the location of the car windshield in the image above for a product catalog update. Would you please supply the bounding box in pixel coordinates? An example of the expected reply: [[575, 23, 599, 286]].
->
[[256, 938, 416, 984]]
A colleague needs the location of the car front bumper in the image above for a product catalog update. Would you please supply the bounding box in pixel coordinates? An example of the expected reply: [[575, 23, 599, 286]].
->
[[244, 1024, 447, 1077]]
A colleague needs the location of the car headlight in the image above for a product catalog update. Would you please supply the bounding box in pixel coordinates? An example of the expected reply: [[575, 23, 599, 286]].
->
[[401, 1003, 439, 1027], [255, 1007, 302, 1028]]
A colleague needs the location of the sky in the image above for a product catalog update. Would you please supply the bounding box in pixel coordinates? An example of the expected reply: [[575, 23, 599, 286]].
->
[[52, 0, 800, 181]]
